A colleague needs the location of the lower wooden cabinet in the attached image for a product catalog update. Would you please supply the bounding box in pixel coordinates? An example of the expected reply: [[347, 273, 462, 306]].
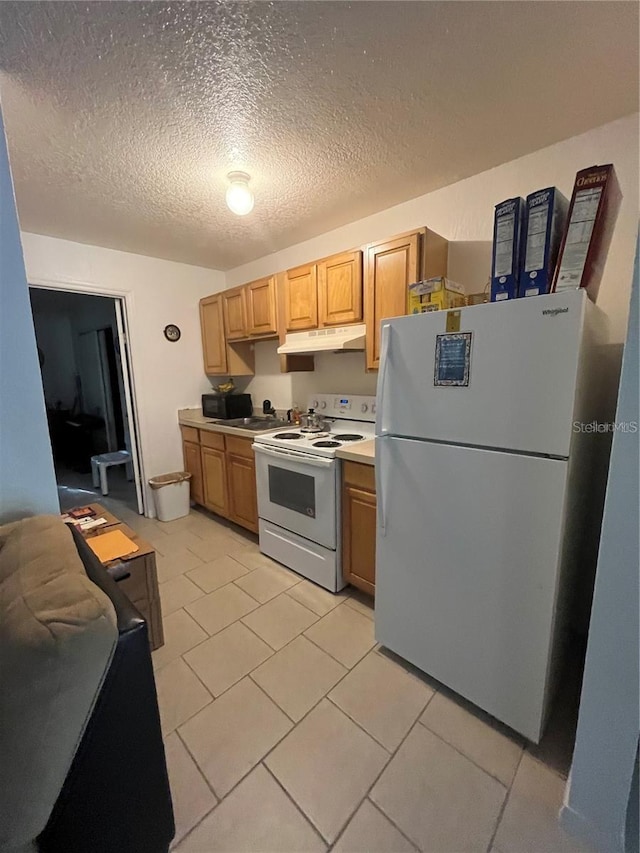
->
[[342, 461, 377, 595], [201, 446, 228, 517], [181, 426, 258, 534], [226, 437, 259, 533], [182, 439, 204, 505]]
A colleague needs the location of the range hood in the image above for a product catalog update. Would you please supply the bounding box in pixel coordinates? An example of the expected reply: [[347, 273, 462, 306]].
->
[[277, 324, 366, 355]]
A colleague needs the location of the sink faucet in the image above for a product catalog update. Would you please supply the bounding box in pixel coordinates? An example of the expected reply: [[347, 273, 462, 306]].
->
[[262, 399, 276, 417]]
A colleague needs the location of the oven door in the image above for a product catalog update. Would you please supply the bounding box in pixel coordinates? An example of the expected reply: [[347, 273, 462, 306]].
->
[[253, 444, 338, 550]]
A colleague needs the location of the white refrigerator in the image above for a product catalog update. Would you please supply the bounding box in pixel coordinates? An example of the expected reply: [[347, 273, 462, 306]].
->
[[374, 291, 610, 742]]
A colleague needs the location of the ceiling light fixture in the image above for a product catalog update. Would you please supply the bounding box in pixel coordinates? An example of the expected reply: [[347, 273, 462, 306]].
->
[[225, 171, 254, 216]]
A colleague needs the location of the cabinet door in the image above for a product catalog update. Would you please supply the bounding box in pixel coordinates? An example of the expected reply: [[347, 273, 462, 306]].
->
[[183, 440, 204, 505], [284, 264, 318, 331], [318, 250, 363, 326], [201, 446, 228, 517], [223, 287, 248, 340], [200, 294, 227, 375], [342, 482, 377, 595], [227, 452, 258, 533], [364, 232, 420, 370], [247, 276, 278, 337]]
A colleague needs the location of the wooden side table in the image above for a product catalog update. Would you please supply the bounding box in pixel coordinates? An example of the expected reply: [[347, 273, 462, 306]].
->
[[71, 504, 164, 651]]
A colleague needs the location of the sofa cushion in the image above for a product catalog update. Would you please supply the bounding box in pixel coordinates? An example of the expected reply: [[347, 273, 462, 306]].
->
[[0, 515, 118, 851]]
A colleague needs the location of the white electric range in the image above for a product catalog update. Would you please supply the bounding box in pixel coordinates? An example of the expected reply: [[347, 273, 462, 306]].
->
[[253, 394, 376, 591]]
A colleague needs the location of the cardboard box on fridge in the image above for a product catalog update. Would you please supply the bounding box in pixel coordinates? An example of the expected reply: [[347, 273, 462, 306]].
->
[[519, 187, 568, 298], [490, 197, 525, 302], [408, 277, 466, 313], [553, 164, 622, 301]]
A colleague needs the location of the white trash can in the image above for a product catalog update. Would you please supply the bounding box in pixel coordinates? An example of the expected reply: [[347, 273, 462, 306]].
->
[[149, 471, 192, 522]]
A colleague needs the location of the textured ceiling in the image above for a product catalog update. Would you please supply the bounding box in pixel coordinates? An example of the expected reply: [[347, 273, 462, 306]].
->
[[0, 1, 637, 271]]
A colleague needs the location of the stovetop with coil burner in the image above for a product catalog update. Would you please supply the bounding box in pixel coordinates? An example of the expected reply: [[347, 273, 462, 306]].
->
[[254, 394, 377, 459]]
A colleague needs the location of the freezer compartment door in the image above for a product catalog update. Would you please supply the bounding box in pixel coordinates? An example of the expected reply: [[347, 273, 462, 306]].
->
[[377, 291, 587, 458], [375, 436, 569, 742]]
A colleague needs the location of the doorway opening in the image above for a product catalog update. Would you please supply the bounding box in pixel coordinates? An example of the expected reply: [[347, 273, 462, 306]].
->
[[29, 287, 144, 517]]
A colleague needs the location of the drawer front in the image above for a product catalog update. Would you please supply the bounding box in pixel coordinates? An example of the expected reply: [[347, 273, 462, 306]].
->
[[225, 435, 254, 459], [181, 425, 199, 443], [343, 460, 375, 491], [200, 430, 226, 451]]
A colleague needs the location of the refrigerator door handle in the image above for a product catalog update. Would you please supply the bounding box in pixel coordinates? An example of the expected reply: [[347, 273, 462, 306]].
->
[[375, 436, 388, 537], [376, 323, 392, 435]]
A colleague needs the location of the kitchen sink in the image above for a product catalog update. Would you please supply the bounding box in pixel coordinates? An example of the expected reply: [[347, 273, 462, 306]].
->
[[222, 417, 290, 431]]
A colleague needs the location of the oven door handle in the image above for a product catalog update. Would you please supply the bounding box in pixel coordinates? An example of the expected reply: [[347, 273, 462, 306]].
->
[[253, 444, 335, 469]]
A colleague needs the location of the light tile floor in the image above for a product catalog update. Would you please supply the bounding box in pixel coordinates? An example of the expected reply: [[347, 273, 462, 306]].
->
[[115, 503, 591, 853]]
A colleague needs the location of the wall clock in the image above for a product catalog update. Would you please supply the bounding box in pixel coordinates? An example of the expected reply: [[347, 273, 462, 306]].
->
[[164, 324, 181, 342]]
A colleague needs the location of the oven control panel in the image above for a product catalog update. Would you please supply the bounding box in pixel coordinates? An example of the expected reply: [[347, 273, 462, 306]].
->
[[307, 394, 377, 421]]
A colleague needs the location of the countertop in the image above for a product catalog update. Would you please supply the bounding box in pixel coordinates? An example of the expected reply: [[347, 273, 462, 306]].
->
[[179, 408, 377, 461], [177, 408, 286, 439], [335, 439, 375, 466]]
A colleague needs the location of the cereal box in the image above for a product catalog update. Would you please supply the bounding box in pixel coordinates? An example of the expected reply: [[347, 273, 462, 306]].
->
[[490, 197, 524, 302], [519, 187, 568, 298], [553, 164, 622, 301]]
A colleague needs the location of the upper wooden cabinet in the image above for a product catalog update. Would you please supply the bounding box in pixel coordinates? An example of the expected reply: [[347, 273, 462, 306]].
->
[[284, 264, 318, 331], [200, 292, 255, 377], [318, 250, 363, 327], [364, 229, 448, 370], [222, 286, 248, 340], [200, 294, 227, 375], [247, 276, 278, 337]]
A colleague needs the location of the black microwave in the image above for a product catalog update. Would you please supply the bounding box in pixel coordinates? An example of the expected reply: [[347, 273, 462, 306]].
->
[[202, 393, 253, 420]]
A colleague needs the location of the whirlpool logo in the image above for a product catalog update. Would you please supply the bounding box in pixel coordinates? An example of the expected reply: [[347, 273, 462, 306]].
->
[[542, 307, 569, 317]]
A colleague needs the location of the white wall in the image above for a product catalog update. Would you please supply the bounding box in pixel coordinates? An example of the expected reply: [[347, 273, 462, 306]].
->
[[228, 114, 639, 352], [0, 108, 58, 522], [21, 233, 224, 513], [238, 342, 378, 414], [561, 239, 639, 853]]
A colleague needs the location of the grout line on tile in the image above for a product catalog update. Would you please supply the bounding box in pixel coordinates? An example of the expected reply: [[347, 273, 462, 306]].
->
[[173, 651, 217, 708], [244, 658, 419, 844], [261, 760, 331, 849], [416, 715, 517, 790], [328, 796, 418, 853], [239, 592, 321, 650], [303, 627, 374, 671], [239, 616, 283, 652], [230, 570, 267, 604], [246, 674, 298, 725], [173, 727, 220, 810], [485, 748, 525, 853], [325, 714, 426, 848], [172, 689, 307, 843], [184, 591, 260, 637], [362, 715, 446, 850], [324, 687, 432, 756]]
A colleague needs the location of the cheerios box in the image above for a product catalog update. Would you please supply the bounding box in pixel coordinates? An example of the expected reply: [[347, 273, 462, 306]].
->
[[490, 197, 524, 302], [552, 164, 621, 301], [408, 277, 466, 313]]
